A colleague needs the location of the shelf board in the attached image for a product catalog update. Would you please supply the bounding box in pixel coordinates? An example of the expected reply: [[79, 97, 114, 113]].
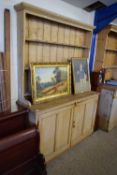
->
[[103, 65, 117, 69], [25, 38, 89, 49], [105, 48, 117, 52]]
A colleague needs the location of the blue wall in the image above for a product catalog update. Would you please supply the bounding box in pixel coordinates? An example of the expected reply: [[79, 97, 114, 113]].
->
[[89, 2, 117, 72]]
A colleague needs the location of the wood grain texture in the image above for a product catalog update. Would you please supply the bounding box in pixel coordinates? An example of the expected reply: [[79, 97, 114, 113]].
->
[[55, 107, 72, 151], [0, 9, 11, 112], [39, 114, 56, 158], [94, 25, 117, 71], [0, 109, 47, 175], [70, 102, 85, 146], [97, 86, 117, 131], [15, 3, 93, 104], [36, 93, 99, 161], [14, 2, 94, 31]]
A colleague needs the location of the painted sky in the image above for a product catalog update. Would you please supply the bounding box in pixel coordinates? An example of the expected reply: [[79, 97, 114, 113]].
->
[[35, 67, 66, 83]]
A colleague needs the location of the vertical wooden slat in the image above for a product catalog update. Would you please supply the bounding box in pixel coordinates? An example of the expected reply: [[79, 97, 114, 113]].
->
[[0, 9, 11, 112], [0, 53, 8, 112], [3, 9, 11, 112]]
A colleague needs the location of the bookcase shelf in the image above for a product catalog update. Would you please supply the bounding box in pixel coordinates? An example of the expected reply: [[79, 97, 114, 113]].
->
[[25, 38, 90, 49], [105, 48, 117, 52], [94, 25, 117, 72]]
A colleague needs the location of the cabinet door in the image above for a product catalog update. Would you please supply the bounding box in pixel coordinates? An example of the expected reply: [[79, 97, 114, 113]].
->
[[55, 107, 72, 153], [39, 114, 56, 159], [71, 102, 85, 146], [109, 98, 117, 130], [83, 98, 97, 135]]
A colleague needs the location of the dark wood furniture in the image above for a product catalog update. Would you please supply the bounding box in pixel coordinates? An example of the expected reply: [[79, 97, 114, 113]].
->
[[91, 71, 105, 91], [0, 109, 47, 175]]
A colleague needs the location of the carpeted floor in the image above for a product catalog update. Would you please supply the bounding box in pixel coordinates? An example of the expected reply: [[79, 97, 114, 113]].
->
[[47, 128, 117, 175]]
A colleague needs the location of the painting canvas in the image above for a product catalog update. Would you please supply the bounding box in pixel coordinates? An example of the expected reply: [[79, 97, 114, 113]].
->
[[72, 58, 91, 94], [31, 63, 71, 103]]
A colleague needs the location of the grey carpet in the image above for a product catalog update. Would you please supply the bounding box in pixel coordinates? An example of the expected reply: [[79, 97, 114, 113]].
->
[[47, 128, 117, 175]]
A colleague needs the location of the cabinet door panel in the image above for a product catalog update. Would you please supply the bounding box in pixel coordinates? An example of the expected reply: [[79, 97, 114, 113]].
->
[[109, 98, 117, 130], [71, 103, 85, 146], [83, 99, 97, 134], [55, 108, 72, 152], [39, 114, 56, 157]]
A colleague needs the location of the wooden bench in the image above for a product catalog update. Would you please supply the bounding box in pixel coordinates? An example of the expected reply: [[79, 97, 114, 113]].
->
[[0, 109, 47, 175]]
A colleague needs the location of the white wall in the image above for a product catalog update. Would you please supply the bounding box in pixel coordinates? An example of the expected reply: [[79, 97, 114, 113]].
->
[[0, 0, 95, 109], [111, 18, 117, 25]]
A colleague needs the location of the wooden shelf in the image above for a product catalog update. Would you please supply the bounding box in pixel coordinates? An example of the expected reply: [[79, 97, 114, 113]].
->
[[103, 66, 117, 69], [105, 48, 117, 52], [94, 24, 117, 71], [25, 38, 90, 49]]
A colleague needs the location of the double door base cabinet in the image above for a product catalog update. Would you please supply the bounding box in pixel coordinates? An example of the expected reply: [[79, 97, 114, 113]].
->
[[29, 92, 99, 162]]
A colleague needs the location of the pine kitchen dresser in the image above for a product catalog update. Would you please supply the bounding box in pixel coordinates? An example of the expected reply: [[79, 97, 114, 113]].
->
[[15, 2, 99, 161]]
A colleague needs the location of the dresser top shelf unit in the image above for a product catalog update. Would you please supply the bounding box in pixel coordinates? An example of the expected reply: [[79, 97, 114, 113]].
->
[[15, 2, 94, 107]]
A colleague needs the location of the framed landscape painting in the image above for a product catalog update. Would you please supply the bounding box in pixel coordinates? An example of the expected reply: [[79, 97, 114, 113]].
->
[[31, 63, 71, 103], [71, 58, 91, 94]]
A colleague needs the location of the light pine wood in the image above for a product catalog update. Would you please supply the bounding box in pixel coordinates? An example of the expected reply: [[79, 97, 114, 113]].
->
[[43, 21, 51, 42], [15, 3, 93, 102], [34, 93, 99, 161], [50, 46, 57, 62], [56, 46, 64, 62], [37, 19, 44, 41], [83, 99, 97, 134], [64, 26, 70, 45], [94, 25, 117, 72], [58, 25, 65, 44], [39, 113, 56, 158], [15, 2, 98, 162], [63, 46, 69, 61], [69, 28, 76, 45], [71, 102, 85, 146], [25, 43, 29, 66], [55, 107, 72, 152], [28, 42, 37, 63], [43, 45, 50, 62], [38, 105, 73, 161], [71, 97, 98, 147], [28, 16, 38, 40], [36, 44, 43, 63], [51, 23, 58, 43], [14, 2, 94, 31]]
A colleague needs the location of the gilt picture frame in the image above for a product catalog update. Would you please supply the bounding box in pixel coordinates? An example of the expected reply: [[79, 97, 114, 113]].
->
[[31, 63, 71, 104], [71, 58, 91, 94]]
